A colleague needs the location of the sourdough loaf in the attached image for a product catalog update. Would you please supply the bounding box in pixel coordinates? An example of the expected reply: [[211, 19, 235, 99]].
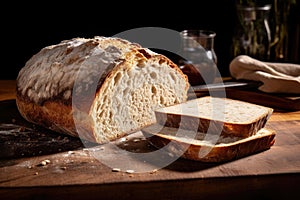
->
[[154, 96, 273, 138], [16, 36, 189, 144], [142, 123, 276, 162]]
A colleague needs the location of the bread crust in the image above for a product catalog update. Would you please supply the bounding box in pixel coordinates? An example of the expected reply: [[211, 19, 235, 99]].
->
[[155, 111, 271, 138], [16, 36, 189, 143], [155, 96, 273, 138], [142, 125, 276, 162]]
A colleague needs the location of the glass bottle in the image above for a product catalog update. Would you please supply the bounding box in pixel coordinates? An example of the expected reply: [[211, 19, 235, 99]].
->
[[179, 30, 218, 86], [272, 0, 298, 63], [232, 4, 272, 61]]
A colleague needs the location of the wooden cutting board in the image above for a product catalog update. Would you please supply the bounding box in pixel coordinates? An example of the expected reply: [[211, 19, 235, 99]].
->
[[1, 99, 300, 199], [190, 80, 300, 111], [1, 99, 300, 176]]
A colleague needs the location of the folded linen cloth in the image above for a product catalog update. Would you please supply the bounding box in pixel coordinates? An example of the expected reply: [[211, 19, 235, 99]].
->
[[229, 55, 300, 94]]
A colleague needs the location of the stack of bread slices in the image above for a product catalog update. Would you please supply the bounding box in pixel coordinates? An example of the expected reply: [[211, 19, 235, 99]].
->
[[142, 96, 276, 162]]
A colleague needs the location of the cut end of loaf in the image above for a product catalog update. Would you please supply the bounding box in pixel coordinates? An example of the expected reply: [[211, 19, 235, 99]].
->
[[90, 54, 189, 143]]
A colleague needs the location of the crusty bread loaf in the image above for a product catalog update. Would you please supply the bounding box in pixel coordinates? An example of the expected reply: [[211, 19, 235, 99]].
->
[[16, 36, 189, 144], [154, 96, 273, 138], [142, 123, 276, 162]]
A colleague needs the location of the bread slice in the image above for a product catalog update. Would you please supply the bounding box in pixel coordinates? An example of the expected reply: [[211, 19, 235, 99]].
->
[[142, 123, 276, 162], [155, 96, 273, 138], [16, 36, 189, 144]]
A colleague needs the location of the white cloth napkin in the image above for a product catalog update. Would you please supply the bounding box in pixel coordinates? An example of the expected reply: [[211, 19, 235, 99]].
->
[[229, 55, 300, 94]]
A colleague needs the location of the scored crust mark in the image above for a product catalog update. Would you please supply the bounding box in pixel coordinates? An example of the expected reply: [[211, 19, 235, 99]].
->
[[16, 36, 189, 144], [16, 37, 133, 106]]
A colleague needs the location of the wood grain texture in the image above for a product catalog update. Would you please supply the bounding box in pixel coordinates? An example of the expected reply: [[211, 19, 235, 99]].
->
[[1, 119, 299, 187]]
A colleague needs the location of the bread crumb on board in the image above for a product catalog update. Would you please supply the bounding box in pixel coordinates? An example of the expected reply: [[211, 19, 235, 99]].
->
[[37, 159, 51, 166]]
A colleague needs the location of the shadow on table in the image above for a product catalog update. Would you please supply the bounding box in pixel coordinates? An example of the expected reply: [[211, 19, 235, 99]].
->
[[0, 100, 90, 160]]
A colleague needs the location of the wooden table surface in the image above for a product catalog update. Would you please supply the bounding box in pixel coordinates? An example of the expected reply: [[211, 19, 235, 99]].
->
[[1, 80, 300, 200]]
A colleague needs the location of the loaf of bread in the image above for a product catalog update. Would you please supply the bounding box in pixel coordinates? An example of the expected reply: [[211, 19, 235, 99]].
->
[[142, 123, 276, 162], [16, 36, 189, 144], [154, 96, 273, 138]]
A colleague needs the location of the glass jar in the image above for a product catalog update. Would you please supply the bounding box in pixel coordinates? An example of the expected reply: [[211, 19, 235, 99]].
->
[[179, 30, 218, 86], [232, 4, 272, 61]]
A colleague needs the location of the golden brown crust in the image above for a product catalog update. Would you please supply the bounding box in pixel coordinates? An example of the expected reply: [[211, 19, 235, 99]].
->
[[155, 112, 271, 138], [182, 132, 275, 162], [154, 97, 273, 138], [15, 98, 83, 139], [142, 126, 276, 163]]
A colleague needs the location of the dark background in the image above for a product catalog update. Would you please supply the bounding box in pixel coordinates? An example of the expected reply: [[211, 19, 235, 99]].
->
[[1, 0, 299, 80]]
